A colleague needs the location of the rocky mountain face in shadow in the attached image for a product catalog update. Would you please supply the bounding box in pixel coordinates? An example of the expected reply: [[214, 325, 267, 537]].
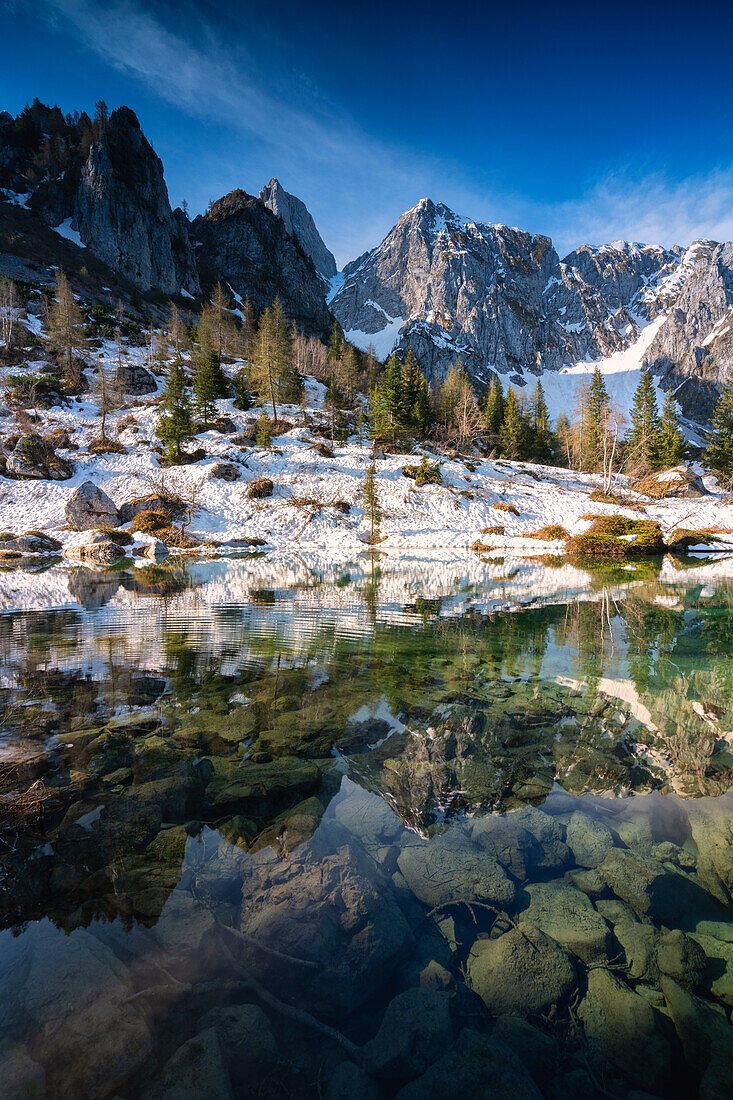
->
[[0, 101, 332, 337], [191, 189, 333, 335]]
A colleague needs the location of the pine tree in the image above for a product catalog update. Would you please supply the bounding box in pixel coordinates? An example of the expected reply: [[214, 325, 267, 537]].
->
[[657, 387, 688, 468], [705, 378, 733, 483], [382, 354, 405, 443], [361, 463, 382, 542], [628, 368, 661, 471], [193, 350, 220, 428], [46, 270, 87, 390], [499, 387, 526, 459], [530, 379, 552, 461], [401, 346, 421, 424], [413, 374, 433, 435], [369, 381, 391, 445], [484, 376, 505, 435], [157, 356, 193, 461], [583, 368, 610, 471], [326, 320, 344, 442]]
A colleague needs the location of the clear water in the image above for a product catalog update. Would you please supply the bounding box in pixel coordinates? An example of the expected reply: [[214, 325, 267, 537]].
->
[[0, 552, 732, 1099]]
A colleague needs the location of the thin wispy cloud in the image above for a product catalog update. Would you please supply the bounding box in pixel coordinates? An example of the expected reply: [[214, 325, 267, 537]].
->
[[19, 0, 733, 264]]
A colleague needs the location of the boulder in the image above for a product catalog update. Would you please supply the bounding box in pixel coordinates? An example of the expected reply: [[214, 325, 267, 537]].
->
[[397, 832, 516, 910], [577, 968, 672, 1091], [691, 932, 733, 1005], [209, 461, 241, 481], [237, 840, 412, 1014], [327, 1062, 383, 1100], [0, 1047, 45, 1100], [114, 362, 157, 395], [362, 988, 453, 1080], [198, 1004, 277, 1085], [246, 476, 274, 499], [5, 433, 73, 480], [467, 923, 577, 1015], [141, 1028, 232, 1100], [119, 493, 183, 523], [491, 1017, 557, 1083], [632, 465, 709, 499], [685, 794, 733, 906], [21, 925, 153, 1099], [394, 1028, 542, 1100], [656, 929, 707, 989], [518, 880, 614, 964], [65, 480, 120, 529], [64, 536, 126, 564], [660, 976, 733, 1080], [0, 532, 61, 554], [613, 921, 660, 982], [565, 811, 614, 868], [144, 538, 169, 560], [597, 847, 717, 926]]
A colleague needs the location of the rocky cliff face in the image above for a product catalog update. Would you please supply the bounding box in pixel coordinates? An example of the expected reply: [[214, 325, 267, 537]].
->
[[259, 177, 336, 280], [192, 189, 332, 336], [70, 108, 200, 296]]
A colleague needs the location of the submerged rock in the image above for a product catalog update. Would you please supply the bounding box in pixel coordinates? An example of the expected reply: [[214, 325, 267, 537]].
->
[[518, 880, 613, 964], [394, 1027, 542, 1099], [198, 1003, 278, 1085], [467, 923, 576, 1015], [326, 1062, 383, 1100], [565, 811, 614, 868], [578, 968, 672, 1092], [141, 1027, 232, 1100], [397, 832, 516, 910], [362, 988, 453, 1080]]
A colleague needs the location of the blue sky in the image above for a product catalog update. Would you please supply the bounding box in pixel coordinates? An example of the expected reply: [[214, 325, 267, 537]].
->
[[2, 0, 733, 265]]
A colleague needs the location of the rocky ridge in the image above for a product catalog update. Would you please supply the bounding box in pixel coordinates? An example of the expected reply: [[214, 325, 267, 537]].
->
[[259, 177, 337, 279]]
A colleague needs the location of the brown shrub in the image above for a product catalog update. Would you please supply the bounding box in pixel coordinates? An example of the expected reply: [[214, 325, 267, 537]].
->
[[247, 477, 274, 500], [525, 524, 568, 541]]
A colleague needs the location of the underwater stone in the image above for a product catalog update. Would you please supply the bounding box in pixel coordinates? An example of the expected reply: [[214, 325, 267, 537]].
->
[[657, 929, 707, 989], [519, 880, 614, 964], [397, 833, 516, 910], [491, 1016, 557, 1083], [141, 1027, 232, 1100], [566, 811, 614, 868], [691, 934, 733, 1006], [362, 988, 453, 1080], [394, 1027, 542, 1100], [613, 921, 660, 983], [577, 968, 672, 1092], [326, 1062, 383, 1100], [198, 1004, 277, 1085], [467, 923, 576, 1015]]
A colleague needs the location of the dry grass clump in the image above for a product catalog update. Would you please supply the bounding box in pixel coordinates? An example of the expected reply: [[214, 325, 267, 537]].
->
[[88, 436, 126, 455], [525, 524, 568, 541], [129, 510, 170, 535], [247, 477, 275, 500], [481, 525, 505, 536], [494, 501, 520, 516]]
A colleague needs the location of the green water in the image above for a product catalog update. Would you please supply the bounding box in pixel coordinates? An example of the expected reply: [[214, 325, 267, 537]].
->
[[0, 554, 732, 1098]]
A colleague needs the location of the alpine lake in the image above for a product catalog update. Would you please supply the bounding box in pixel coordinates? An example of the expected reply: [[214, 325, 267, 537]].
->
[[1, 549, 732, 1100]]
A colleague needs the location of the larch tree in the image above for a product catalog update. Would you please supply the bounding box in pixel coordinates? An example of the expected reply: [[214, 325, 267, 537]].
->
[[0, 276, 18, 348], [46, 270, 87, 390], [193, 350, 220, 429], [92, 355, 119, 443]]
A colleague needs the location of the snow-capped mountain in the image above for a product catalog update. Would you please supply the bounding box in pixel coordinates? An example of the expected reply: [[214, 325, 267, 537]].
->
[[329, 197, 733, 424]]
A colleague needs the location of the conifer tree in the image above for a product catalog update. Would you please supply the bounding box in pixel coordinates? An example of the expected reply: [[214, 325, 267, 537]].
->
[[413, 373, 433, 435], [193, 350, 220, 428], [46, 270, 87, 390], [583, 367, 610, 471], [157, 356, 193, 461], [401, 346, 421, 421], [657, 387, 688, 468], [250, 298, 295, 421], [705, 378, 733, 483], [198, 284, 236, 393], [92, 356, 119, 442], [369, 381, 390, 445], [361, 463, 382, 542], [499, 387, 526, 459], [530, 379, 552, 461], [628, 369, 661, 471], [484, 376, 505, 435]]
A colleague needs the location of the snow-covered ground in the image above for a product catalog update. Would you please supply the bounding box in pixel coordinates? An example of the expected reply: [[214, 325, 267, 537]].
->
[[2, 313, 733, 557]]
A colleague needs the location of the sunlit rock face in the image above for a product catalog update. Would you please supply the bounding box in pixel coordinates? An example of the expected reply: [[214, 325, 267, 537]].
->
[[259, 177, 337, 280]]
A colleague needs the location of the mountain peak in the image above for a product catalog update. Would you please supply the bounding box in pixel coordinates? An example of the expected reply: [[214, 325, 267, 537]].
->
[[258, 178, 336, 279]]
